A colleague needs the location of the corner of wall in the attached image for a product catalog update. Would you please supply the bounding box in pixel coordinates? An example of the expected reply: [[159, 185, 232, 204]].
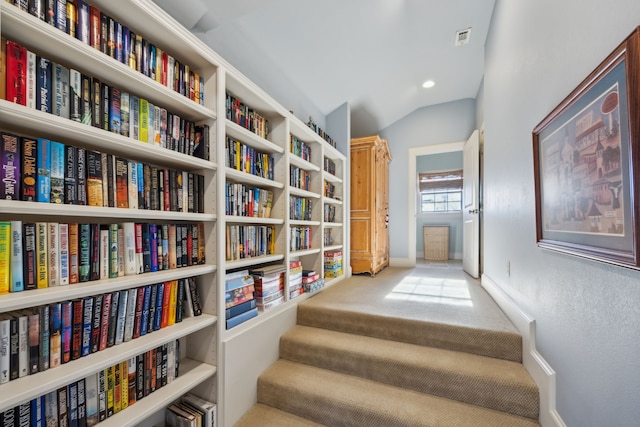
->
[[481, 275, 566, 427]]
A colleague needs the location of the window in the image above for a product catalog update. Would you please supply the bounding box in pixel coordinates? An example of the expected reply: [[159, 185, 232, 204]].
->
[[419, 169, 463, 213]]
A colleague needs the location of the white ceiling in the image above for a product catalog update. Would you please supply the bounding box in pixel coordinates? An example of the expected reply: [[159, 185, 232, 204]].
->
[[151, 0, 495, 136]]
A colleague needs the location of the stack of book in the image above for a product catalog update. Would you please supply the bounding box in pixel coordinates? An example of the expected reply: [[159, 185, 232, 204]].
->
[[166, 393, 217, 427], [250, 264, 286, 312], [288, 261, 303, 300], [324, 250, 343, 278], [225, 271, 258, 329], [302, 269, 324, 294]]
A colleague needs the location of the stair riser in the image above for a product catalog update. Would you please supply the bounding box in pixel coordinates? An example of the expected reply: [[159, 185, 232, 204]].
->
[[297, 305, 523, 362], [280, 335, 539, 419]]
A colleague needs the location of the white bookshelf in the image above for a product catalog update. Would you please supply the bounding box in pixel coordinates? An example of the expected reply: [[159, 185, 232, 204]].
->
[[0, 0, 220, 422]]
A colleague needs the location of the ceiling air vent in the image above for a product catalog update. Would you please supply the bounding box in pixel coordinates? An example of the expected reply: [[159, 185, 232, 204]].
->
[[455, 27, 472, 46]]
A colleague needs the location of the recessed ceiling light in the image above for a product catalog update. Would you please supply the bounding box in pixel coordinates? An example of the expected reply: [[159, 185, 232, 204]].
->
[[422, 80, 435, 89]]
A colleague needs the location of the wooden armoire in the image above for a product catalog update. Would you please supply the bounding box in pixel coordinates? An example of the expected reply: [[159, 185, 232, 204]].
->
[[350, 135, 391, 275]]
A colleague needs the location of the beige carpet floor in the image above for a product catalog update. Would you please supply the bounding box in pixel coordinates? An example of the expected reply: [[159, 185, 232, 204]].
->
[[235, 262, 540, 426]]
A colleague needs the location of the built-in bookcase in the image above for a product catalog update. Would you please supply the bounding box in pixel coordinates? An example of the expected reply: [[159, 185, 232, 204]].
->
[[1, 0, 347, 425], [0, 0, 218, 424]]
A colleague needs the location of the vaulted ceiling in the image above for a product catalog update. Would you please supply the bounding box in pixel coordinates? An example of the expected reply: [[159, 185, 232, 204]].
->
[[152, 0, 495, 136]]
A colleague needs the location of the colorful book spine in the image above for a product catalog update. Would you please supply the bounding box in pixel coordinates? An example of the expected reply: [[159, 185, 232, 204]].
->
[[54, 63, 70, 118], [49, 141, 65, 204], [0, 223, 9, 295], [1, 133, 20, 201], [49, 302, 62, 368], [20, 137, 37, 201], [10, 220, 24, 292], [58, 223, 69, 286], [64, 145, 77, 205], [68, 223, 79, 284], [61, 300, 73, 363], [36, 56, 52, 113], [36, 222, 48, 289], [47, 222, 59, 287], [36, 138, 51, 203], [81, 295, 93, 357], [6, 41, 27, 105]]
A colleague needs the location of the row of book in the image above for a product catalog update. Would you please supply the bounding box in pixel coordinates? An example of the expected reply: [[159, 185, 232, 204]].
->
[[324, 250, 343, 279], [165, 393, 216, 427], [324, 180, 337, 199], [252, 264, 287, 312], [225, 135, 275, 180], [290, 135, 312, 162], [288, 261, 304, 300], [2, 39, 210, 159], [0, 132, 206, 212], [290, 165, 312, 191], [224, 270, 258, 329], [324, 157, 337, 176], [290, 226, 312, 252], [225, 182, 274, 218], [0, 279, 200, 384], [324, 228, 335, 246], [307, 117, 336, 149], [0, 342, 181, 426], [224, 224, 276, 262], [0, 220, 205, 293], [290, 196, 313, 221], [324, 205, 337, 223], [225, 92, 270, 140], [5, 0, 205, 105]]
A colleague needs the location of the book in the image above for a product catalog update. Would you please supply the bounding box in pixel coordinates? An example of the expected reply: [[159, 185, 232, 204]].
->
[[98, 369, 106, 421], [76, 147, 87, 205], [68, 381, 79, 427], [58, 386, 69, 427], [114, 289, 128, 346], [106, 290, 120, 348], [128, 160, 138, 209], [140, 285, 152, 336], [1, 133, 20, 201], [135, 223, 143, 274], [6, 41, 27, 105], [49, 141, 65, 204], [58, 223, 70, 285], [90, 294, 103, 354], [44, 391, 58, 427], [86, 150, 103, 207], [54, 63, 70, 118], [31, 395, 45, 427], [38, 305, 50, 372], [35, 222, 48, 288], [17, 312, 28, 378], [226, 307, 258, 329], [181, 394, 217, 427], [7, 220, 23, 292], [61, 300, 73, 363], [0, 317, 9, 384], [102, 152, 115, 208], [225, 298, 257, 320], [85, 373, 99, 426], [120, 91, 130, 137], [122, 222, 137, 275], [81, 296, 93, 357], [81, 73, 92, 125], [109, 86, 121, 134], [49, 302, 62, 368], [98, 292, 111, 351], [36, 138, 51, 203], [109, 223, 119, 279], [20, 137, 37, 201], [64, 145, 78, 204], [22, 223, 36, 290], [123, 288, 137, 342], [185, 277, 202, 316], [26, 48, 36, 109], [66, 69, 81, 123], [36, 56, 52, 113], [70, 298, 83, 361], [78, 223, 91, 282], [26, 309, 39, 374]]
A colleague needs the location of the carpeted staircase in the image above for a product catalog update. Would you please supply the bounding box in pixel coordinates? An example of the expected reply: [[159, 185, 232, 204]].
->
[[234, 296, 540, 426]]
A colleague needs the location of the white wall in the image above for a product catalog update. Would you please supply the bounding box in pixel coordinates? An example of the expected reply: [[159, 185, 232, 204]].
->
[[483, 1, 640, 425], [379, 99, 476, 262]]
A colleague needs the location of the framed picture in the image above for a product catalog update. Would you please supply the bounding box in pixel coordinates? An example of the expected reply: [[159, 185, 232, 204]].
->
[[533, 27, 640, 269]]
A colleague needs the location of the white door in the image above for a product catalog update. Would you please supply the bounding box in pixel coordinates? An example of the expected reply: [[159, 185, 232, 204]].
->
[[463, 130, 480, 278]]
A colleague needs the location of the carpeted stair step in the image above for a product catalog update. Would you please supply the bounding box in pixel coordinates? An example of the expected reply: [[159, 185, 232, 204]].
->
[[297, 302, 522, 362], [258, 359, 540, 427], [279, 325, 539, 419], [234, 403, 325, 427]]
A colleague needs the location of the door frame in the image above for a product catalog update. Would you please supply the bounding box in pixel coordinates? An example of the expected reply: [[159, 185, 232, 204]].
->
[[407, 141, 465, 265]]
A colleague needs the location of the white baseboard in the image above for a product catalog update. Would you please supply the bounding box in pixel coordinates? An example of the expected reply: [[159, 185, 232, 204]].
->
[[481, 275, 566, 427]]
